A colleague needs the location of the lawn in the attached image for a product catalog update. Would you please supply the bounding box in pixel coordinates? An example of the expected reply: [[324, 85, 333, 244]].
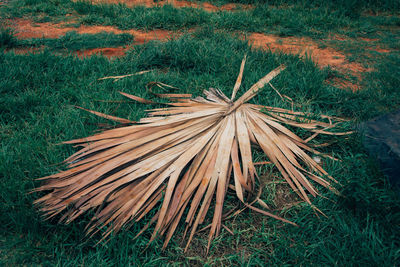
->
[[1, 0, 399, 266]]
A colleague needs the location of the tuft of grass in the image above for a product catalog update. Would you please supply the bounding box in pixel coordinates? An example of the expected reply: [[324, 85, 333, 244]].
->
[[0, 28, 18, 48]]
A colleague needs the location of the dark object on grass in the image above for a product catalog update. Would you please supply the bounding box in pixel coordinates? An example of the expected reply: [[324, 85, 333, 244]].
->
[[362, 109, 400, 188]]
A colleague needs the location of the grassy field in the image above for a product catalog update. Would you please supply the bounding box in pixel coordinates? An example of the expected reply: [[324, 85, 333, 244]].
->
[[1, 0, 400, 266], [2, 0, 399, 38]]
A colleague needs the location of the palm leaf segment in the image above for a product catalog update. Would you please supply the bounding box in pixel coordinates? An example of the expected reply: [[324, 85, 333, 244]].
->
[[35, 57, 350, 251]]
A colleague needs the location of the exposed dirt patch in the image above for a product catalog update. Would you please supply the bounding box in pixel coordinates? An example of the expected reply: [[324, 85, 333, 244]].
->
[[8, 18, 178, 58], [248, 33, 372, 90], [361, 37, 380, 42], [329, 34, 348, 41], [368, 47, 391, 53], [326, 77, 360, 92], [76, 47, 127, 57], [271, 183, 300, 210], [11, 18, 177, 42], [248, 33, 370, 72], [7, 45, 128, 58], [78, 0, 252, 12]]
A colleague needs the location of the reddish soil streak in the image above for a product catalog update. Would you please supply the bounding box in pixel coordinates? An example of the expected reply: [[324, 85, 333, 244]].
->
[[9, 19, 371, 90], [80, 0, 252, 12], [248, 33, 369, 72], [368, 47, 391, 53], [248, 33, 372, 91], [11, 19, 177, 43], [9, 18, 180, 58], [76, 47, 127, 57], [361, 37, 379, 42], [10, 46, 127, 58], [326, 77, 360, 92]]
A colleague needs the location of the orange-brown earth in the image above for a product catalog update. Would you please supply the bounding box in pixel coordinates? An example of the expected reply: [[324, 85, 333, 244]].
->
[[76, 0, 252, 12], [76, 47, 127, 57], [8, 18, 374, 90], [10, 18, 177, 43], [367, 46, 391, 53], [248, 33, 369, 72]]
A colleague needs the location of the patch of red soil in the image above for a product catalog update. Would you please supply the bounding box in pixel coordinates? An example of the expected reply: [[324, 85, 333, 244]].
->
[[327, 77, 360, 92], [360, 37, 392, 53], [329, 34, 348, 41], [361, 37, 379, 42], [248, 33, 369, 71], [76, 47, 127, 57], [88, 0, 154, 7], [368, 47, 391, 53], [11, 18, 177, 42], [9, 19, 178, 58], [79, 0, 252, 12], [248, 33, 371, 90]]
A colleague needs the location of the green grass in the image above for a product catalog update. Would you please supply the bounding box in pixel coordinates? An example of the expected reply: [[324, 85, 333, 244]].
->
[[1, 0, 400, 265], [193, 0, 400, 12], [31, 31, 133, 50], [0, 29, 134, 51], [0, 28, 18, 48], [1, 29, 399, 265]]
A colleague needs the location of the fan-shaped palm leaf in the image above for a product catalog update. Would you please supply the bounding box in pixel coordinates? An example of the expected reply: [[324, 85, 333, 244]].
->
[[35, 57, 350, 252]]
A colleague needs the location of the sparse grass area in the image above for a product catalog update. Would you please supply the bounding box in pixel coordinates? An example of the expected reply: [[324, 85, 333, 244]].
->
[[1, 0, 399, 266]]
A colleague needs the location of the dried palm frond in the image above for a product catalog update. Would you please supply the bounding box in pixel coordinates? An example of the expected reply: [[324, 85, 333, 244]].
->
[[34, 57, 351, 252]]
